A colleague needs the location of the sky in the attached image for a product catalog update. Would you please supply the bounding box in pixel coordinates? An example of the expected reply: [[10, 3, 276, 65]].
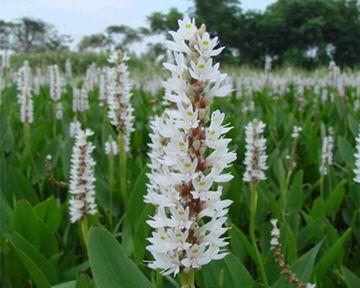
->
[[0, 0, 276, 50]]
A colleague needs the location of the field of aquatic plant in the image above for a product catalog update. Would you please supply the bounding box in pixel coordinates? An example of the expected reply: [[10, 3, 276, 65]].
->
[[1, 22, 360, 288]]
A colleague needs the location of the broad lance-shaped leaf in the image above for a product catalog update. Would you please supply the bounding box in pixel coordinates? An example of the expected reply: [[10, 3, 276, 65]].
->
[[201, 253, 255, 288], [287, 170, 304, 213], [314, 228, 352, 280], [325, 180, 346, 217], [341, 266, 360, 288], [337, 136, 355, 169], [10, 200, 39, 248], [87, 226, 153, 288], [272, 240, 323, 288], [4, 232, 59, 288]]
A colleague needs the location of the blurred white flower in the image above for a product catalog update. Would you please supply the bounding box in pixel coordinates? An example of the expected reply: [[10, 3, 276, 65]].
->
[[105, 139, 119, 156], [69, 120, 81, 138], [107, 50, 134, 152], [69, 128, 97, 223], [243, 119, 268, 182], [320, 129, 334, 176], [16, 61, 33, 124]]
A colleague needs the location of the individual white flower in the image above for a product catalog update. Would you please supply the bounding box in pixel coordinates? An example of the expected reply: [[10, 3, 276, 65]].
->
[[16, 61, 33, 124], [1, 49, 10, 69], [105, 139, 119, 156], [99, 69, 108, 106], [265, 55, 272, 73], [354, 131, 360, 183], [84, 63, 98, 91], [291, 126, 302, 139], [69, 120, 81, 138], [319, 130, 334, 176], [145, 17, 236, 276], [69, 128, 97, 223], [55, 102, 63, 119], [65, 59, 72, 80], [48, 65, 62, 101], [270, 219, 280, 248], [107, 50, 134, 152], [72, 87, 89, 113], [33, 67, 42, 96], [243, 119, 268, 182]]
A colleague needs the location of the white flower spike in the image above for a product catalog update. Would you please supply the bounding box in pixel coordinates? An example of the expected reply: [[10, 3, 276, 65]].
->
[[145, 17, 236, 277]]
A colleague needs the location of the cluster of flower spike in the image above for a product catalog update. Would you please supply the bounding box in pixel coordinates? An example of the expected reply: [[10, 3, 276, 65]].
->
[[270, 219, 316, 288], [243, 119, 268, 182], [145, 17, 236, 276], [354, 130, 360, 183], [69, 128, 97, 223], [16, 61, 33, 124], [319, 128, 334, 176], [106, 51, 134, 152]]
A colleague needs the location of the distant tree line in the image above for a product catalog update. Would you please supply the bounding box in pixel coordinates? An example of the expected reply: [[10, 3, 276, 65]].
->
[[1, 0, 359, 67], [148, 0, 360, 67], [0, 17, 71, 53]]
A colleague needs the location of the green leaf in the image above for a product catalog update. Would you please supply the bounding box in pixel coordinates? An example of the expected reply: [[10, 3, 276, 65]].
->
[[87, 226, 153, 288], [0, 194, 12, 233], [230, 224, 258, 266], [341, 266, 360, 288], [35, 196, 62, 233], [201, 254, 255, 288], [75, 272, 96, 288], [223, 254, 255, 288], [4, 232, 59, 288], [124, 165, 153, 262], [61, 261, 90, 282], [337, 136, 355, 169], [0, 163, 39, 205], [0, 112, 14, 152], [272, 240, 323, 288], [287, 170, 303, 213], [314, 228, 352, 280], [325, 180, 346, 217], [51, 281, 76, 288], [10, 200, 39, 248]]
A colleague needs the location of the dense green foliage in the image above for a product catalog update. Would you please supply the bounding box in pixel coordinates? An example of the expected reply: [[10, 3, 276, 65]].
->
[[0, 68, 359, 287]]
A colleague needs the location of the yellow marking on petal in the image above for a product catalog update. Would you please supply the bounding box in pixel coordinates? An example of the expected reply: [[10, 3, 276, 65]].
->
[[184, 163, 191, 168], [192, 249, 199, 254], [178, 211, 185, 216], [202, 40, 209, 46], [187, 111, 194, 116], [199, 181, 206, 186], [185, 24, 191, 28], [161, 236, 166, 240], [210, 130, 216, 135], [179, 141, 185, 147], [198, 64, 205, 70], [175, 233, 182, 237]]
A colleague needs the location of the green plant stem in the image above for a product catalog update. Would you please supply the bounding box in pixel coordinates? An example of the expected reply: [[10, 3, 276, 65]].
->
[[108, 154, 114, 228], [118, 132, 127, 204], [23, 123, 32, 177], [23, 123, 30, 149], [249, 182, 269, 288], [53, 102, 57, 137], [81, 217, 89, 246], [320, 174, 324, 202], [180, 270, 195, 288]]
